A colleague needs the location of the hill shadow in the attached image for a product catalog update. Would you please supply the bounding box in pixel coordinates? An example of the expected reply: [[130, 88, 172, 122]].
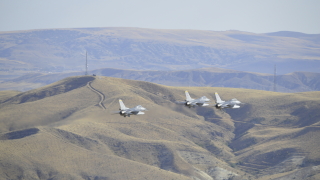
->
[[0, 128, 39, 140], [195, 106, 234, 130], [291, 105, 320, 127], [3, 76, 94, 104]]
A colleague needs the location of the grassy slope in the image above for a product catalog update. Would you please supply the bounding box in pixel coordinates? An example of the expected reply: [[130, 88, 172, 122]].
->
[[0, 90, 21, 102], [0, 76, 319, 179]]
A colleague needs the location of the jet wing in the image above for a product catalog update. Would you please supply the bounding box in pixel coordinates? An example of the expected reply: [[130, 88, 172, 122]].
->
[[222, 104, 240, 108], [231, 104, 240, 108], [195, 102, 204, 106], [130, 110, 145, 115], [220, 103, 230, 108], [175, 101, 187, 104], [190, 101, 200, 106]]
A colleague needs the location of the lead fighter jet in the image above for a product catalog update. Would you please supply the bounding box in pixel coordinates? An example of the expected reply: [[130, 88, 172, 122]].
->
[[214, 92, 241, 109], [176, 91, 210, 108], [115, 99, 146, 117]]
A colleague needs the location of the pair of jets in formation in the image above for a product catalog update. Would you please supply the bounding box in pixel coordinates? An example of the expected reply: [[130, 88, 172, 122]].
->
[[115, 91, 242, 117]]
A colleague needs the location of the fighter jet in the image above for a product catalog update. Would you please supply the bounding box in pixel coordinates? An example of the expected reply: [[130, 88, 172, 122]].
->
[[115, 99, 146, 117], [176, 91, 210, 108], [214, 92, 241, 109]]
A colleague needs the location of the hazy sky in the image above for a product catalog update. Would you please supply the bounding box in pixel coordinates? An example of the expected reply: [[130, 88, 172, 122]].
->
[[1, 0, 320, 34]]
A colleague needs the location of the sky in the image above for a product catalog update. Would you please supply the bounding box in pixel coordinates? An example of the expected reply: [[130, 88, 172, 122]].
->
[[1, 0, 320, 34]]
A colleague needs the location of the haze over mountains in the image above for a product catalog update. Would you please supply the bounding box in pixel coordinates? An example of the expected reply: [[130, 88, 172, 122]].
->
[[1, 27, 320, 80], [1, 67, 320, 93], [0, 76, 320, 180]]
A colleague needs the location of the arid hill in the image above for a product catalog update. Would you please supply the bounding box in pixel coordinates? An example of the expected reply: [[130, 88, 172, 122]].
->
[[0, 76, 319, 180]]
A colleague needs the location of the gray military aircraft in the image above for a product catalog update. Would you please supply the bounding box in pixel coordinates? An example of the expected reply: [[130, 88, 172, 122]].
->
[[214, 92, 241, 109], [115, 99, 146, 117], [176, 91, 210, 108]]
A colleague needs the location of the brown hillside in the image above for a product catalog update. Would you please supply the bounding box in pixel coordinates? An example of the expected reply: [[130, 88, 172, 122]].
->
[[1, 76, 94, 104], [0, 76, 319, 180], [0, 90, 21, 102]]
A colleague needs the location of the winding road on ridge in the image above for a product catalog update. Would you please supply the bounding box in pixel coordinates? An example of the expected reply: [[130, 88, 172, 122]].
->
[[87, 81, 106, 109]]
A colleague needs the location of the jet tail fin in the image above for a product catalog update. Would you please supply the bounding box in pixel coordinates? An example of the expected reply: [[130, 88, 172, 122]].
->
[[185, 91, 193, 101], [119, 99, 128, 110], [215, 92, 223, 103]]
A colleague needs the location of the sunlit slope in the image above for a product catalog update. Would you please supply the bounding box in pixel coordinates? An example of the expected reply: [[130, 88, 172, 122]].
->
[[0, 76, 241, 180], [0, 90, 21, 102], [0, 76, 319, 179], [0, 127, 191, 180], [0, 76, 96, 133]]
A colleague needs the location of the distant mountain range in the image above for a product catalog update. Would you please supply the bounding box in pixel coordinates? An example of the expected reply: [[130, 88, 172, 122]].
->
[[1, 67, 320, 93], [1, 27, 320, 81]]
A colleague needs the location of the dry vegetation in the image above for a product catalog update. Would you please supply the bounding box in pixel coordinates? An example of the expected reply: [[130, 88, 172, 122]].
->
[[0, 76, 319, 180]]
